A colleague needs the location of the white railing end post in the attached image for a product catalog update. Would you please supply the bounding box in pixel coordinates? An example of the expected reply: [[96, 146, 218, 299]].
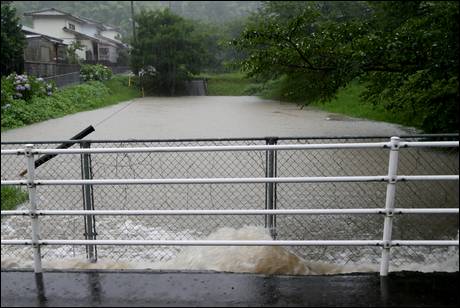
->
[[25, 143, 42, 273]]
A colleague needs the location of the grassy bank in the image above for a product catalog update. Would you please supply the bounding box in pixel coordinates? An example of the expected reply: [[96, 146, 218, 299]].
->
[[1, 186, 28, 211], [310, 82, 417, 128], [1, 75, 140, 131], [202, 72, 419, 129], [201, 72, 260, 96]]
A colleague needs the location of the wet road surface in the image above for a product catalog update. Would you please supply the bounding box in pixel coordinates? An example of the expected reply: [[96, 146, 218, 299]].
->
[[1, 270, 458, 307], [1, 96, 414, 141]]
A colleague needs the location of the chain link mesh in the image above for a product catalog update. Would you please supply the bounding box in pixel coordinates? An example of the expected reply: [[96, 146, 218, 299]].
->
[[1, 136, 458, 270]]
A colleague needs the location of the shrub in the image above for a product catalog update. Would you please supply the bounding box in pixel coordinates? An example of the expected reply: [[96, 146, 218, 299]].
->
[[1, 81, 111, 128], [1, 186, 28, 211], [1, 73, 56, 111], [80, 64, 112, 82]]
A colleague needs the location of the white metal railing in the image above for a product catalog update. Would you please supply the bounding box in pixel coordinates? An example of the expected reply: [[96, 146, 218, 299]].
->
[[1, 137, 459, 276]]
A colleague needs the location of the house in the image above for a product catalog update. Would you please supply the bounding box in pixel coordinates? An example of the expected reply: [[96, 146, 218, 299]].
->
[[24, 8, 128, 64], [22, 25, 68, 63]]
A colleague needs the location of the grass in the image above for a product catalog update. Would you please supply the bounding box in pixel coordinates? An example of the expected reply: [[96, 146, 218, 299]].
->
[[98, 75, 141, 106], [199, 72, 418, 129], [200, 72, 260, 96], [310, 82, 415, 128], [1, 186, 28, 211], [1, 75, 141, 131]]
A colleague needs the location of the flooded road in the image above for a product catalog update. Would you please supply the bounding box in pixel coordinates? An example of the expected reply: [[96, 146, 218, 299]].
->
[[1, 96, 457, 274], [1, 96, 414, 141]]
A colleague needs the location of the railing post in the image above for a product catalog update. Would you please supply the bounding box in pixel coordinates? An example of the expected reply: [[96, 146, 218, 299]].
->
[[80, 141, 97, 262], [25, 144, 42, 273], [380, 136, 400, 276], [265, 137, 278, 239]]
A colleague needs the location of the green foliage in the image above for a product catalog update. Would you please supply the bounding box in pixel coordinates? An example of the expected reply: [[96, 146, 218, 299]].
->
[[66, 41, 84, 64], [233, 1, 459, 132], [81, 64, 113, 82], [131, 9, 207, 95], [1, 73, 56, 105], [192, 17, 251, 73], [311, 81, 416, 128], [360, 1, 459, 133], [1, 3, 25, 75], [1, 76, 139, 130], [200, 72, 260, 96], [1, 186, 28, 211]]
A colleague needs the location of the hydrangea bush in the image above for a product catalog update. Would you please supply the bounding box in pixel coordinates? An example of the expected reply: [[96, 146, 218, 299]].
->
[[80, 64, 112, 81], [1, 73, 56, 109]]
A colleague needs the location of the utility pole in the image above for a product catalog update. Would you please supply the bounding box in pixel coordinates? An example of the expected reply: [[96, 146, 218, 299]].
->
[[131, 1, 136, 44]]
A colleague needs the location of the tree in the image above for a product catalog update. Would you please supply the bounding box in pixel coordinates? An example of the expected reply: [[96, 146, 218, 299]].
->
[[233, 1, 459, 132], [1, 2, 25, 76], [130, 9, 206, 95], [66, 41, 84, 64]]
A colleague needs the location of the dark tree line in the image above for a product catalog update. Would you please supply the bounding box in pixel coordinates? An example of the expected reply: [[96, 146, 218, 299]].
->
[[1, 2, 25, 76]]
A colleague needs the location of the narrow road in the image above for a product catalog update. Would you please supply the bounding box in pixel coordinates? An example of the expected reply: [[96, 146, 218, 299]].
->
[[1, 96, 414, 141]]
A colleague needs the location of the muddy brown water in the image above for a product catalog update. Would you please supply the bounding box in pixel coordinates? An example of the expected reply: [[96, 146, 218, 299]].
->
[[1, 96, 458, 273], [1, 96, 415, 140]]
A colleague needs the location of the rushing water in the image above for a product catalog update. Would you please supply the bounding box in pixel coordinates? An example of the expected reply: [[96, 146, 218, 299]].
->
[[1, 96, 458, 274]]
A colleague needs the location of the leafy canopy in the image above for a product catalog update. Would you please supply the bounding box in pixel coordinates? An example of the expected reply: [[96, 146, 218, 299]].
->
[[130, 9, 207, 95], [233, 1, 459, 132], [1, 2, 25, 76]]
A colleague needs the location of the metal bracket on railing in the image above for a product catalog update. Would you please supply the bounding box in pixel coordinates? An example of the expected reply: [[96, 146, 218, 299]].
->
[[385, 210, 394, 217], [382, 241, 392, 249], [24, 147, 33, 157]]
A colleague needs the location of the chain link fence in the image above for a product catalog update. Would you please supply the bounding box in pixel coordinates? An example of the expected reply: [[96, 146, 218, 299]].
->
[[1, 135, 458, 270]]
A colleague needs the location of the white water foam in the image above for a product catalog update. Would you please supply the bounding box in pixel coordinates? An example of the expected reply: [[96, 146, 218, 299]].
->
[[2, 225, 458, 275]]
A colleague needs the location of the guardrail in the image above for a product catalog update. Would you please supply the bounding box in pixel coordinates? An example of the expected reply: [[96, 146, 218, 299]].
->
[[1, 137, 458, 276]]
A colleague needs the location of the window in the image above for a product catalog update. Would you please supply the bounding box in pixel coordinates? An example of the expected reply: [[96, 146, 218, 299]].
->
[[98, 47, 109, 60], [99, 48, 109, 56], [68, 23, 75, 30], [40, 46, 51, 62]]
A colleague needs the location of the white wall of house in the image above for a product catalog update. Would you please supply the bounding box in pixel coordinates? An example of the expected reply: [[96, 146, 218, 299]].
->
[[80, 24, 99, 37], [78, 39, 96, 60], [98, 44, 118, 62], [32, 16, 69, 40], [30, 11, 124, 63], [108, 46, 118, 63], [100, 30, 121, 41]]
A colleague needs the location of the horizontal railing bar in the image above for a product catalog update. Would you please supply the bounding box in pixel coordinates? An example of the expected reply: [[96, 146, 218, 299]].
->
[[2, 240, 458, 247], [2, 141, 457, 156], [2, 175, 457, 186], [1, 180, 25, 186], [0, 209, 385, 216], [397, 175, 459, 181], [396, 208, 460, 214], [0, 240, 384, 246], [1, 133, 458, 145], [2, 208, 458, 216], [392, 241, 459, 246], [1, 176, 389, 186], [0, 142, 392, 155], [400, 141, 459, 148]]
